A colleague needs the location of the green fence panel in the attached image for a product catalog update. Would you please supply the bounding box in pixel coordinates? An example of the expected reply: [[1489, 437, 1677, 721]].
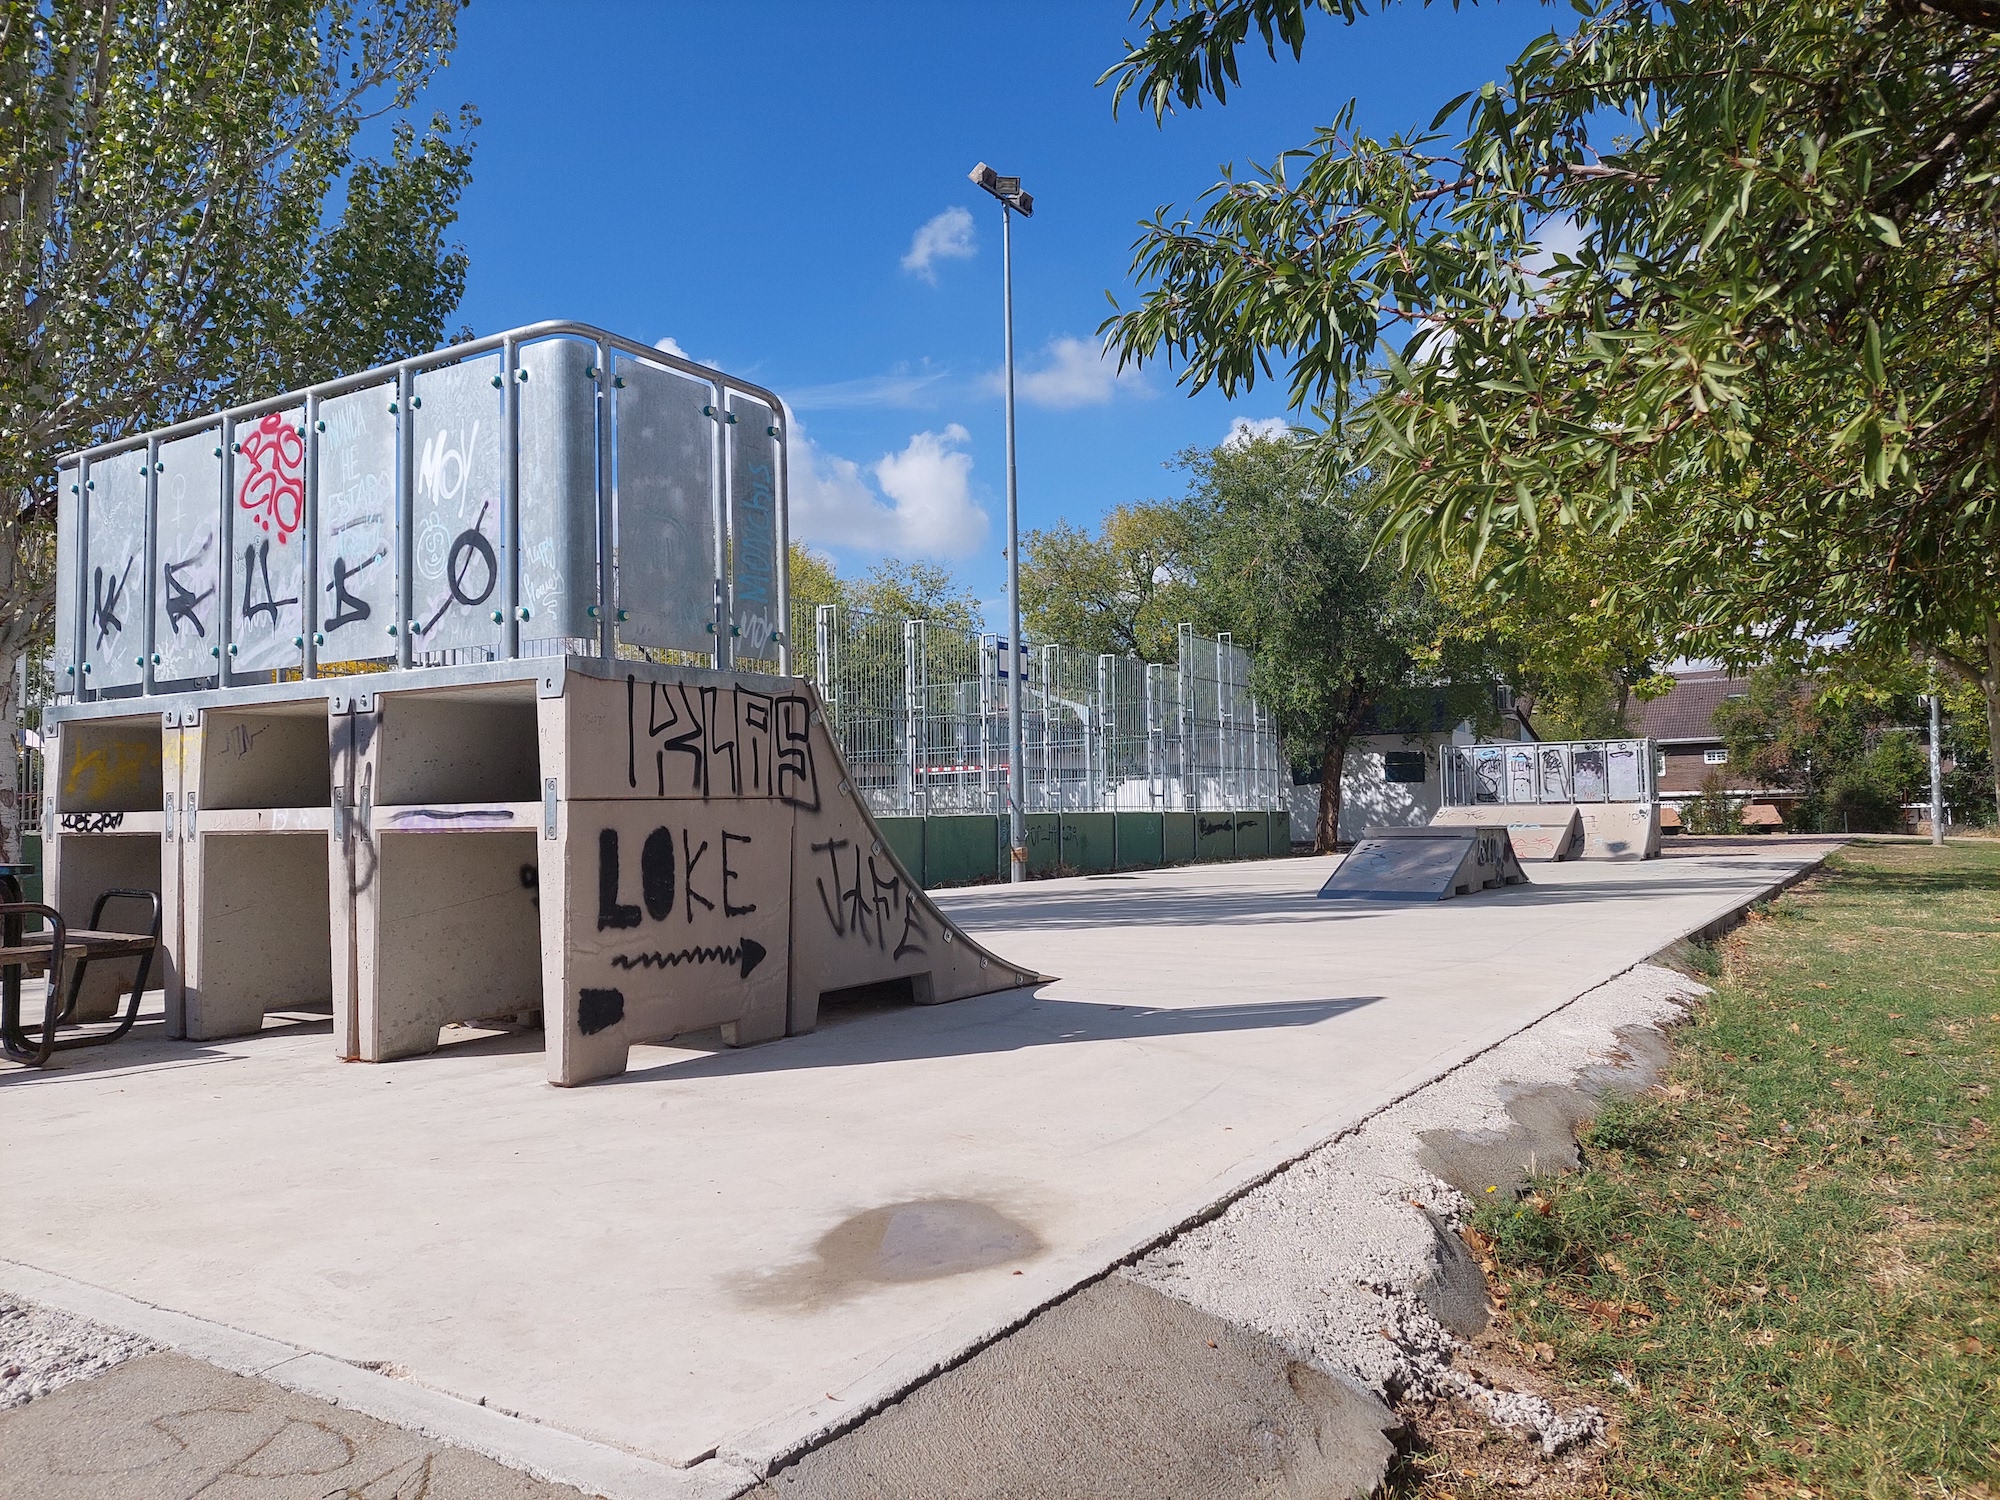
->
[[1060, 812, 1116, 874], [1266, 811, 1293, 856], [1162, 811, 1197, 865], [923, 814, 1001, 888], [875, 817, 925, 884], [1232, 812, 1269, 859], [1112, 812, 1163, 870], [1195, 812, 1238, 862], [1022, 813, 1062, 875]]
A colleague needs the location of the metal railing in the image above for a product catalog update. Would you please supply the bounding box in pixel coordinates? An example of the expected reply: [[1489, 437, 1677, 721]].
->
[[51, 320, 790, 701], [1442, 738, 1658, 806], [814, 605, 1286, 817]]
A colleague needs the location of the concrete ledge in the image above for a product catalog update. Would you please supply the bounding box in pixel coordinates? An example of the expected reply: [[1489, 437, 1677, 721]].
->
[[0, 1260, 757, 1500]]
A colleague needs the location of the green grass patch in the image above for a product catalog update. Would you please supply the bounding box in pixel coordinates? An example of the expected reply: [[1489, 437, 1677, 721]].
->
[[1461, 840, 2000, 1498]]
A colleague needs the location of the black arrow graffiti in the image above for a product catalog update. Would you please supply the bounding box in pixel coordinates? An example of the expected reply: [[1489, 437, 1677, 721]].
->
[[609, 936, 767, 980]]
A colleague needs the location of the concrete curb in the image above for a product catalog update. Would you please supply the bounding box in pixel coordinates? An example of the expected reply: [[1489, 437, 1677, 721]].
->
[[0, 1260, 758, 1500], [724, 842, 1844, 1477]]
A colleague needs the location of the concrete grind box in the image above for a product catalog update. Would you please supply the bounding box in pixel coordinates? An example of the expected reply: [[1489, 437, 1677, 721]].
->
[[40, 322, 1041, 1085], [46, 660, 1040, 1085]]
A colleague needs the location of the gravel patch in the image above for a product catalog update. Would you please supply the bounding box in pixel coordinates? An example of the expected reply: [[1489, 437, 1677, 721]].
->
[[1126, 960, 1707, 1455], [0, 1294, 156, 1410]]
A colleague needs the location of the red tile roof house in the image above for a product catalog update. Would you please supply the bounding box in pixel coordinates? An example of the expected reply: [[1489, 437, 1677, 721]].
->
[[1638, 668, 1794, 831]]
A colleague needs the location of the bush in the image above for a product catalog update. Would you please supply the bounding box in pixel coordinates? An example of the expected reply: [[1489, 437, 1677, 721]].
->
[[1681, 770, 1743, 834]]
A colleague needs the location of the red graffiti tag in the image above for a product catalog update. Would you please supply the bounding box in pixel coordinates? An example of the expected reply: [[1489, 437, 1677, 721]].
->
[[237, 411, 305, 543]]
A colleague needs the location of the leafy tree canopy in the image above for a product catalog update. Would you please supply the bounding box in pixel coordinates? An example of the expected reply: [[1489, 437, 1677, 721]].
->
[[1100, 0, 2000, 814], [1020, 501, 1199, 662]]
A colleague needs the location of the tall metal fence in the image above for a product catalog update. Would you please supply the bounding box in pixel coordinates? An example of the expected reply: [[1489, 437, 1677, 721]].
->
[[811, 605, 1286, 817]]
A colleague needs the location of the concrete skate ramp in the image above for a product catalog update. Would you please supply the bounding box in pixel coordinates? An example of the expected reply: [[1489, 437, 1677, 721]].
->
[[1317, 824, 1528, 902], [1431, 803, 1584, 861]]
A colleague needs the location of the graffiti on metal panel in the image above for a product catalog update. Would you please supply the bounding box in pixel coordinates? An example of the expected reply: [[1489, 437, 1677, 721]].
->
[[163, 535, 216, 637], [810, 837, 929, 960], [236, 410, 306, 541], [420, 500, 495, 635], [324, 551, 379, 632], [91, 558, 134, 649], [624, 674, 819, 809], [240, 539, 298, 625]]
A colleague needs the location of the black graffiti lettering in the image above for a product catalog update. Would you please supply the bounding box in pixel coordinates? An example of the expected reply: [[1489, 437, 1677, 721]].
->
[[163, 541, 214, 638], [867, 857, 903, 953], [60, 811, 125, 833], [812, 838, 852, 935], [596, 828, 640, 931], [447, 523, 496, 606], [894, 892, 929, 961], [649, 683, 707, 796], [742, 695, 772, 795], [722, 831, 755, 917], [623, 673, 818, 808], [776, 693, 820, 810], [241, 539, 297, 625], [323, 552, 378, 632], [92, 559, 134, 649], [683, 828, 713, 922], [641, 826, 676, 921]]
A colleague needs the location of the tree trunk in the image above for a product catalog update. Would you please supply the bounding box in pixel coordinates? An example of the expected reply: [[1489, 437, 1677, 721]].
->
[[1316, 728, 1352, 855]]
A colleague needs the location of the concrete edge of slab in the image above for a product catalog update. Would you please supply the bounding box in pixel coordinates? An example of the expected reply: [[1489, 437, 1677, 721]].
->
[[0, 1259, 758, 1500], [722, 843, 1842, 1478]]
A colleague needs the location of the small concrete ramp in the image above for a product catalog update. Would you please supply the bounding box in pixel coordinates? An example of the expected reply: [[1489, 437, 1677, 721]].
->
[[1431, 804, 1584, 861], [1317, 825, 1528, 903]]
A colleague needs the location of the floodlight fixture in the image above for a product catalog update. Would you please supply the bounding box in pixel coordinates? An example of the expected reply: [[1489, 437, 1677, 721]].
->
[[968, 161, 1034, 218]]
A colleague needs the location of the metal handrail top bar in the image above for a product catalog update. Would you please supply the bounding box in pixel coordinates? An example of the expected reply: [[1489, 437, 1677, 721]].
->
[[57, 320, 788, 467]]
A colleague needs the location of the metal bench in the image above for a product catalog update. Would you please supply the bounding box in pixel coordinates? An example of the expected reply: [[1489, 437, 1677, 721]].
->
[[1, 890, 163, 1068]]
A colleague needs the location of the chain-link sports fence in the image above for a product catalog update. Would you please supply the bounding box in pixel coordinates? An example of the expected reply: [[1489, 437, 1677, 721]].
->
[[809, 605, 1287, 817]]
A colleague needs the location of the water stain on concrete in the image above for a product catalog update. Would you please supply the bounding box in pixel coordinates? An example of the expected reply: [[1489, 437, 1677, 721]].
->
[[738, 1198, 1041, 1308]]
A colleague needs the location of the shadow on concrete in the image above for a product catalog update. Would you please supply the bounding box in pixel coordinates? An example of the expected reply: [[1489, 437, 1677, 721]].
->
[[0, 999, 333, 1088], [613, 992, 1383, 1084]]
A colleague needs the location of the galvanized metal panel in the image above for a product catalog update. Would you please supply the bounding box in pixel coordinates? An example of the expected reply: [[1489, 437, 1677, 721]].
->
[[230, 406, 307, 672], [84, 448, 148, 689], [613, 354, 714, 655], [1605, 740, 1643, 801], [727, 394, 780, 657], [153, 429, 223, 682], [410, 355, 505, 653], [317, 383, 399, 665], [53, 462, 78, 692], [1572, 743, 1607, 801], [518, 338, 598, 640]]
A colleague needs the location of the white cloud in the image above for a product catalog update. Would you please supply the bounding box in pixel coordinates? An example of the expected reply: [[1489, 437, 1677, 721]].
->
[[1001, 335, 1147, 409], [654, 335, 688, 358], [787, 419, 989, 560], [1223, 416, 1291, 447], [901, 206, 978, 284]]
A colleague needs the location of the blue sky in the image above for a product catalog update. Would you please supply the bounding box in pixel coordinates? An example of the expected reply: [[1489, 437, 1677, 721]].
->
[[420, 2, 1561, 612]]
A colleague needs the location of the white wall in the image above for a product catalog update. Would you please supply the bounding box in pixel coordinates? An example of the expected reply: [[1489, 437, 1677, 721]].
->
[[1291, 734, 1455, 845]]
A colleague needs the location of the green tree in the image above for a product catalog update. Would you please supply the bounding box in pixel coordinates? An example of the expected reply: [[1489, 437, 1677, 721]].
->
[[1178, 433, 1495, 851], [1099, 0, 2000, 824], [1020, 502, 1197, 662], [851, 559, 983, 636], [0, 0, 476, 858], [1713, 663, 1928, 832]]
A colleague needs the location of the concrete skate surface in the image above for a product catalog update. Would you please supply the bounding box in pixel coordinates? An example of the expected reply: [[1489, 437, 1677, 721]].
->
[[0, 840, 1835, 1493]]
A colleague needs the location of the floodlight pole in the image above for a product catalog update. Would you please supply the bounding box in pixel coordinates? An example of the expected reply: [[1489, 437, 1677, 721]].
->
[[973, 162, 1033, 883], [1929, 692, 1945, 845]]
